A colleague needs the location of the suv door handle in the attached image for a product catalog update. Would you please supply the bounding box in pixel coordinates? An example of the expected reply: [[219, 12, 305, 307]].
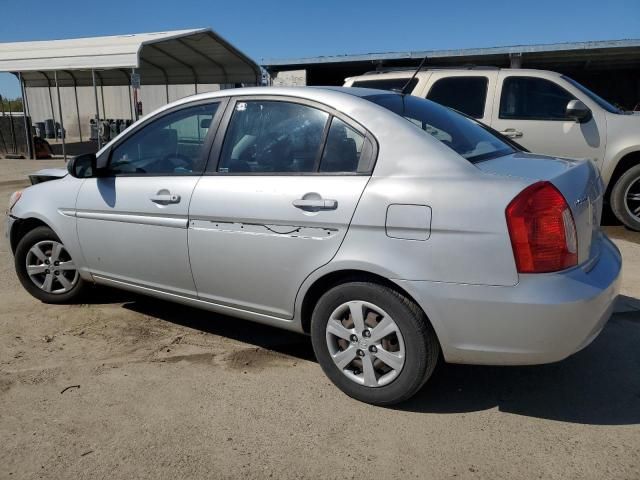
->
[[292, 198, 338, 211], [150, 193, 181, 205], [499, 128, 523, 138]]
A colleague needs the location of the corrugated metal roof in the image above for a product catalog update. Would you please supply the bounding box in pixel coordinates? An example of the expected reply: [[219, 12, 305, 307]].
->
[[0, 29, 261, 87], [262, 38, 640, 67]]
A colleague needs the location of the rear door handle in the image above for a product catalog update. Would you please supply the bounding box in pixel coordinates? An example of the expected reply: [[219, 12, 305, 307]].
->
[[150, 193, 181, 205], [292, 198, 338, 211], [499, 128, 523, 138]]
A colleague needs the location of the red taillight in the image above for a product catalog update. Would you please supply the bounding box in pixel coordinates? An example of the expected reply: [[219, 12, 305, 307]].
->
[[506, 181, 578, 273]]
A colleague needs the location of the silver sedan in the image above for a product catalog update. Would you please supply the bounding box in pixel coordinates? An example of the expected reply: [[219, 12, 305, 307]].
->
[[5, 87, 621, 405]]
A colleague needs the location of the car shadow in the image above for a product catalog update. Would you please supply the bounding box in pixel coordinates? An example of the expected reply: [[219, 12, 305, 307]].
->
[[118, 291, 315, 362], [90, 287, 640, 426]]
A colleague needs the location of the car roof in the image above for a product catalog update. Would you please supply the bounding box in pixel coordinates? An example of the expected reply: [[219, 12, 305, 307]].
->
[[347, 67, 562, 80]]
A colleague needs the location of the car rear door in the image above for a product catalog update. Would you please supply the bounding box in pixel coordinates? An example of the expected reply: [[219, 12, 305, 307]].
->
[[188, 96, 376, 318], [76, 99, 226, 296], [424, 71, 498, 124]]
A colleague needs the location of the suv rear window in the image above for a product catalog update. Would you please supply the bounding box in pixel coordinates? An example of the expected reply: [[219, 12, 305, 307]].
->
[[365, 93, 515, 163], [351, 78, 418, 92], [427, 76, 488, 118]]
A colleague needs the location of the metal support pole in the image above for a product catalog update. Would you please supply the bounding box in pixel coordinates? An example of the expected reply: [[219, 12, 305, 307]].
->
[[21, 77, 35, 158], [18, 73, 34, 159], [194, 82, 198, 95], [54, 71, 66, 161], [92, 69, 102, 150], [131, 68, 139, 121], [46, 79, 57, 137], [100, 85, 106, 120], [7, 97, 17, 154], [128, 85, 134, 121], [67, 71, 83, 143], [165, 83, 169, 103]]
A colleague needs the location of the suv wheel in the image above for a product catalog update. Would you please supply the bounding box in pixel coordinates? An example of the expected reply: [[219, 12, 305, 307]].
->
[[611, 164, 640, 231], [311, 281, 440, 405], [14, 226, 86, 303]]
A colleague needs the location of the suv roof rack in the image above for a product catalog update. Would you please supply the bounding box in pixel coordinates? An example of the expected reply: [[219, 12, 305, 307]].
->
[[362, 65, 501, 75]]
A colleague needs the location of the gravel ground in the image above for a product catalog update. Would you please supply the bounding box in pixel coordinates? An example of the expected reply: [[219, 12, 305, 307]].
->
[[1, 158, 639, 480]]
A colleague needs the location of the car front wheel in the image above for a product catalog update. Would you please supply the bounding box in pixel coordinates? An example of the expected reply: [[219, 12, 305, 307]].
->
[[14, 226, 86, 303], [311, 281, 440, 405]]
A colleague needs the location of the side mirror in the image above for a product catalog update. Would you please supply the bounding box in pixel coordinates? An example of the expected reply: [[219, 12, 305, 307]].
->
[[566, 99, 592, 123], [67, 153, 97, 178]]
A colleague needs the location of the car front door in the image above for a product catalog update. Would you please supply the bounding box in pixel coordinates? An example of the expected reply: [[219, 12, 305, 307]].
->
[[490, 74, 606, 163], [188, 97, 375, 318], [76, 99, 226, 296]]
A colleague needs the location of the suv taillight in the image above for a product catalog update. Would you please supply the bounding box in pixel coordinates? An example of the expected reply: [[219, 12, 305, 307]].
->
[[506, 181, 577, 273]]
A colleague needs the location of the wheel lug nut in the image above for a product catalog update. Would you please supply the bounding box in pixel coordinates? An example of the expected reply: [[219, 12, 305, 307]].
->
[[54, 261, 59, 266], [369, 346, 377, 353], [54, 271, 60, 276], [45, 269, 50, 274], [356, 349, 365, 357], [44, 260, 50, 265], [363, 330, 371, 338], [350, 334, 358, 343]]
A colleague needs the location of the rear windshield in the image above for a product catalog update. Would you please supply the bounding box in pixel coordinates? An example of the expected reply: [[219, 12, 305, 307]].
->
[[351, 78, 418, 92], [364, 93, 515, 163]]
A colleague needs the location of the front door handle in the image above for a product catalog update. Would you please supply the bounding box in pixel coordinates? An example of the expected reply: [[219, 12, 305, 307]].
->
[[292, 198, 338, 211], [499, 128, 523, 139], [150, 193, 181, 205]]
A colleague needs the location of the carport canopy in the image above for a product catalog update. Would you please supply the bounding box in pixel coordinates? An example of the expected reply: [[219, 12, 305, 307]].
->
[[0, 28, 261, 86]]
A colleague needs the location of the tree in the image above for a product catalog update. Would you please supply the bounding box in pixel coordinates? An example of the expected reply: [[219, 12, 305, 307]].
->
[[0, 96, 24, 113]]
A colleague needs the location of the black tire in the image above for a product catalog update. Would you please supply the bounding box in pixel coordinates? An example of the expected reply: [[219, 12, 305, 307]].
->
[[310, 281, 440, 406], [14, 226, 86, 303], [611, 164, 640, 231]]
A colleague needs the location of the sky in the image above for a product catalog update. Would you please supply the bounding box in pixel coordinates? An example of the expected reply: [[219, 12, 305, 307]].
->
[[0, 0, 638, 98]]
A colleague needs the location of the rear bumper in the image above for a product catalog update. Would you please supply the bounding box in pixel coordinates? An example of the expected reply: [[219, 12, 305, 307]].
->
[[396, 233, 622, 365]]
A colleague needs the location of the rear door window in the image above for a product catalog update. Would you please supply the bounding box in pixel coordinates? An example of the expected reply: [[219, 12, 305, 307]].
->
[[499, 77, 575, 120], [427, 76, 488, 118]]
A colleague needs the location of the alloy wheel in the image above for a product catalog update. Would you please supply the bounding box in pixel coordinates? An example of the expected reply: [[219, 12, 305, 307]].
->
[[624, 176, 640, 222], [325, 300, 406, 387], [25, 240, 78, 294]]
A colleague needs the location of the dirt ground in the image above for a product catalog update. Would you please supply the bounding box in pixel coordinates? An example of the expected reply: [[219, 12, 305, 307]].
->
[[1, 158, 639, 480]]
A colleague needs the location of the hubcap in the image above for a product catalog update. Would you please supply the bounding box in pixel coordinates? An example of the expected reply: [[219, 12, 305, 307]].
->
[[325, 300, 406, 387], [25, 240, 78, 294], [624, 176, 640, 222]]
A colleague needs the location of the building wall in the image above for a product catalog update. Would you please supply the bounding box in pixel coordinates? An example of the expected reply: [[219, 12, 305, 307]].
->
[[25, 84, 224, 140]]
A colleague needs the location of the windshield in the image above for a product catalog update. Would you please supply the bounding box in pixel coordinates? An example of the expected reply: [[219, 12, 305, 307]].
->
[[561, 75, 622, 114], [364, 93, 515, 163]]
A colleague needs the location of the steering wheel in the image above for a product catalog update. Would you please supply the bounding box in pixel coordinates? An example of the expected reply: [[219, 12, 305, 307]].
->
[[155, 153, 193, 173]]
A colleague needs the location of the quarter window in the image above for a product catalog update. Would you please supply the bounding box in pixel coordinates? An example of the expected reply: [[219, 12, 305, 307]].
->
[[109, 103, 219, 175], [218, 101, 329, 173], [319, 118, 366, 173], [499, 77, 575, 120], [427, 76, 488, 118]]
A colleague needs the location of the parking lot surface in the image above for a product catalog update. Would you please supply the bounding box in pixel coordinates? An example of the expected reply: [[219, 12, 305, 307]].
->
[[1, 159, 639, 479]]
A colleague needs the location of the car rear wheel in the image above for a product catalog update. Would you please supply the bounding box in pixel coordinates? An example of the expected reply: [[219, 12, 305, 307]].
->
[[14, 226, 86, 303], [311, 281, 440, 405], [611, 164, 640, 231]]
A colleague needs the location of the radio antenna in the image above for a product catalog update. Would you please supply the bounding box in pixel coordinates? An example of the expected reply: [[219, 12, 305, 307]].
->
[[400, 55, 428, 95]]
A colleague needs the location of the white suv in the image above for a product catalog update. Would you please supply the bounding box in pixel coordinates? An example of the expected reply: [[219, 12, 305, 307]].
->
[[345, 68, 640, 230]]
